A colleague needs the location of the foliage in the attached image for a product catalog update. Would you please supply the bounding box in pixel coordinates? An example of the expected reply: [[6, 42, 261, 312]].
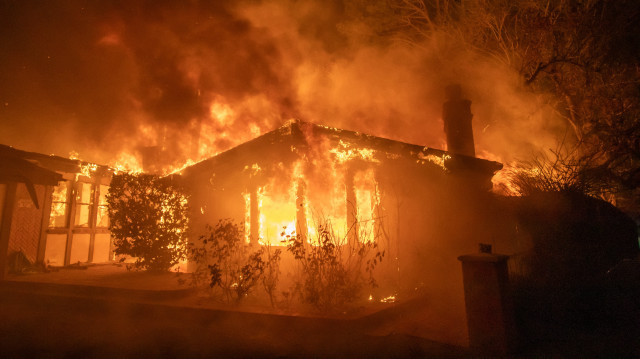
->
[[285, 220, 384, 312], [506, 149, 616, 197], [261, 244, 282, 308], [107, 172, 189, 272], [189, 219, 281, 304], [353, 0, 640, 198]]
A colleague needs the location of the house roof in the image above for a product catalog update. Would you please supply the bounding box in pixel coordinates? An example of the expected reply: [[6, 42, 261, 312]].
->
[[180, 119, 503, 180]]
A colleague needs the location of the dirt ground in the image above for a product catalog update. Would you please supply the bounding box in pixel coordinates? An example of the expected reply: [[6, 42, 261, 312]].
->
[[2, 264, 637, 358], [1, 264, 473, 358]]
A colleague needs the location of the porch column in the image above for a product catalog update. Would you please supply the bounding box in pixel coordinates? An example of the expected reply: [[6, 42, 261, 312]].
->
[[345, 168, 358, 246], [249, 186, 260, 245], [295, 179, 308, 244]]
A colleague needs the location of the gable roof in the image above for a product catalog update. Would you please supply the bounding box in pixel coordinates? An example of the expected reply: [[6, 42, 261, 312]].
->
[[180, 119, 502, 180]]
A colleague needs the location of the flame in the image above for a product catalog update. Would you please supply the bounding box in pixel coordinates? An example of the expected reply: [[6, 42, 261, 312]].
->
[[80, 162, 98, 178], [241, 137, 386, 247], [257, 181, 297, 246], [111, 151, 143, 174], [418, 152, 450, 170], [477, 150, 520, 195], [353, 168, 378, 244], [329, 140, 378, 164]]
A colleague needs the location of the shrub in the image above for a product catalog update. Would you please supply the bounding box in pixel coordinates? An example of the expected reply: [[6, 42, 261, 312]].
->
[[107, 173, 189, 272], [285, 221, 384, 312], [189, 219, 281, 304]]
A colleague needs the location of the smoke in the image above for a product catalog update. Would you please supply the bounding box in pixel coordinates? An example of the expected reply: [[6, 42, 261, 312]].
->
[[0, 0, 562, 167]]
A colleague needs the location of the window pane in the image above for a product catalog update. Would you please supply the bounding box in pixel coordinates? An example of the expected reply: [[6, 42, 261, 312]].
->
[[74, 204, 91, 227], [49, 182, 69, 228], [76, 182, 93, 204], [98, 185, 109, 206], [52, 183, 68, 203], [96, 205, 109, 228], [49, 203, 68, 227]]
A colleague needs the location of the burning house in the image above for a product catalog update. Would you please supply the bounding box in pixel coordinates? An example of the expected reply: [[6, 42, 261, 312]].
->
[[177, 91, 508, 344], [0, 144, 113, 278]]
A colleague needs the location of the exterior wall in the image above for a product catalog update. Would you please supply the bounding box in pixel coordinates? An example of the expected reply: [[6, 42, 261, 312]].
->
[[8, 183, 45, 263]]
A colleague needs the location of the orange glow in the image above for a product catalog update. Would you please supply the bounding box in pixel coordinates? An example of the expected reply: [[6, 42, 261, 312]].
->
[[111, 151, 143, 174], [239, 137, 386, 247], [353, 168, 378, 244], [257, 183, 297, 246]]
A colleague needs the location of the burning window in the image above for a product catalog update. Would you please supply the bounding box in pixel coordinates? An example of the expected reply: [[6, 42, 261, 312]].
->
[[242, 165, 378, 246], [353, 168, 378, 244], [257, 181, 300, 246], [74, 182, 93, 227], [49, 181, 70, 228], [96, 184, 109, 228]]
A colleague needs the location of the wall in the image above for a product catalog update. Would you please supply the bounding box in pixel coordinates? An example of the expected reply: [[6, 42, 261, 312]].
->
[[8, 183, 44, 263]]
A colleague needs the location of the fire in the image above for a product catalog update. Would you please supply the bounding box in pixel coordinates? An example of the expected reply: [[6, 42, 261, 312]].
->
[[418, 152, 450, 170], [239, 135, 385, 247], [80, 162, 98, 178], [353, 168, 378, 244], [111, 151, 143, 174], [257, 183, 297, 246], [329, 140, 378, 164]]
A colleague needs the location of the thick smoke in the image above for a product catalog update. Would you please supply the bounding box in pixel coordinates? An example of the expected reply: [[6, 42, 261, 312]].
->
[[0, 0, 561, 167]]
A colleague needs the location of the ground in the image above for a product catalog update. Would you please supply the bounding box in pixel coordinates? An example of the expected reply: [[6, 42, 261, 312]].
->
[[1, 264, 637, 358], [0, 264, 471, 358]]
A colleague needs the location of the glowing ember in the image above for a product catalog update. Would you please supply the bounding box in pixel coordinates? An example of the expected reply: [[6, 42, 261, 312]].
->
[[329, 140, 378, 164], [380, 295, 396, 303], [418, 152, 451, 170]]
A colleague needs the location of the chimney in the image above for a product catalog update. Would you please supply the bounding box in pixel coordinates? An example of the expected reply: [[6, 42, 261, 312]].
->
[[443, 84, 475, 157]]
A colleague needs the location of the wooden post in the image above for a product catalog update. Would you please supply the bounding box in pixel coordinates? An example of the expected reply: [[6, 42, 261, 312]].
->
[[250, 186, 260, 245], [0, 182, 18, 280], [345, 168, 358, 246], [64, 179, 78, 266], [295, 179, 308, 245], [87, 182, 99, 263]]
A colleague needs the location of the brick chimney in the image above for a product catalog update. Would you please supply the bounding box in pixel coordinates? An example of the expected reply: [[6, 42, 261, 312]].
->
[[443, 84, 475, 157]]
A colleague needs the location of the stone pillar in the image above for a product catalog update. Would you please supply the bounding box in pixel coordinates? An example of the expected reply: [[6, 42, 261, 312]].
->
[[458, 245, 517, 354]]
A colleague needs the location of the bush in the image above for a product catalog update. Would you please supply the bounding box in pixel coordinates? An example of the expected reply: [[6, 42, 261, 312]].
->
[[285, 221, 384, 312], [189, 219, 281, 304], [107, 173, 189, 272]]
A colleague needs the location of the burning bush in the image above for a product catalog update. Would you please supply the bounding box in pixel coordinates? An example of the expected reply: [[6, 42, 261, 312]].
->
[[107, 173, 189, 272], [189, 219, 282, 304]]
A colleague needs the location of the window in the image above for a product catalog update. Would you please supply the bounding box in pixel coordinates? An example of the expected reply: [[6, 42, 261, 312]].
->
[[96, 185, 109, 228], [49, 181, 70, 228], [74, 182, 93, 227]]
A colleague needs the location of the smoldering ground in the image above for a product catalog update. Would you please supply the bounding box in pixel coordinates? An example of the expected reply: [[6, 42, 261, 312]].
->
[[0, 0, 561, 169]]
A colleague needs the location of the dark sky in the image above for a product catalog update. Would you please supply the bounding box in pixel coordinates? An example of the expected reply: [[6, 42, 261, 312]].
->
[[0, 0, 560, 168]]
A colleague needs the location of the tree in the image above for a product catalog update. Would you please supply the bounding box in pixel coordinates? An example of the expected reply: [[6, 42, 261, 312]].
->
[[353, 0, 640, 201], [107, 173, 189, 272]]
